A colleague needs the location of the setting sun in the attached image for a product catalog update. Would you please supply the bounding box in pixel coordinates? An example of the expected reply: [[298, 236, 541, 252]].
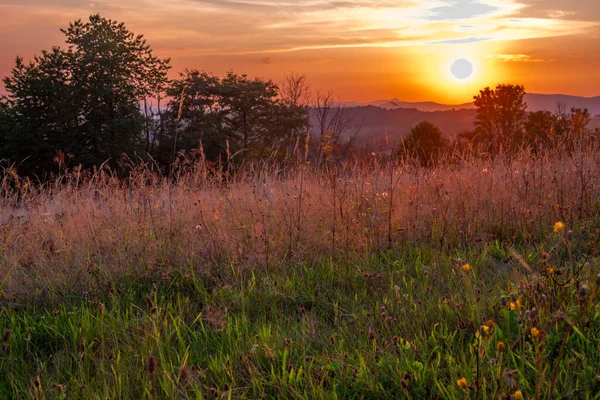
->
[[450, 59, 474, 81]]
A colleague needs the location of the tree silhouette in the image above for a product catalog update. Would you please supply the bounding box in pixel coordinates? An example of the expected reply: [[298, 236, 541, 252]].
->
[[1, 14, 170, 175], [400, 121, 449, 166], [473, 84, 527, 152]]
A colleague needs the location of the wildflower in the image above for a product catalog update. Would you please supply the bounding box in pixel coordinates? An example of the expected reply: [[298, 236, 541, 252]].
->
[[368, 326, 376, 340], [553, 221, 565, 233], [541, 251, 550, 262], [514, 390, 524, 400], [461, 263, 471, 272], [457, 377, 468, 390], [500, 296, 507, 307], [530, 327, 540, 338], [480, 325, 490, 336], [566, 230, 573, 241], [497, 341, 505, 352], [510, 300, 521, 310]]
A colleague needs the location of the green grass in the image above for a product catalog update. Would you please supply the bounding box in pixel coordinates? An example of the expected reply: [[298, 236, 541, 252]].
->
[[1, 228, 599, 399]]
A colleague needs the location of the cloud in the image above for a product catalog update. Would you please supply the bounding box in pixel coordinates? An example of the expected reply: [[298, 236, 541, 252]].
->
[[0, 0, 598, 57], [486, 53, 548, 62], [430, 36, 490, 44], [427, 0, 499, 21]]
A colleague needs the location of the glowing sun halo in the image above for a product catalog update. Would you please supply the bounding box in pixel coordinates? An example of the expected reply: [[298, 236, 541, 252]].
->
[[450, 58, 474, 80]]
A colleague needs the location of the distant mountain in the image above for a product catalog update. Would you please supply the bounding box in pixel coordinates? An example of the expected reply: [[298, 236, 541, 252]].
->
[[524, 94, 600, 116], [343, 94, 600, 116], [340, 98, 474, 112], [311, 106, 476, 148]]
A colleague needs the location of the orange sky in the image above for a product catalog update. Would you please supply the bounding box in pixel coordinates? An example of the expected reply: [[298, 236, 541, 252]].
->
[[0, 0, 599, 103]]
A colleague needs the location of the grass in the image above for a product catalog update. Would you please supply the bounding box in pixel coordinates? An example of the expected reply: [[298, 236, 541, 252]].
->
[[1, 145, 600, 399]]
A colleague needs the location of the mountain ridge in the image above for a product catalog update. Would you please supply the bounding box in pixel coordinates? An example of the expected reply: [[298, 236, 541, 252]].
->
[[341, 93, 600, 115]]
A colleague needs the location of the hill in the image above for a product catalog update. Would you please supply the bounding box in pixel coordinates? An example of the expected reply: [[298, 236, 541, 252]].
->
[[329, 94, 600, 147], [343, 93, 600, 115]]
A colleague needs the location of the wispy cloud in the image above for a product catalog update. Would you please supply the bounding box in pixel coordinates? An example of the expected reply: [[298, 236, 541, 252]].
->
[[426, 0, 499, 21], [0, 0, 598, 56], [430, 36, 491, 44], [486, 53, 549, 62]]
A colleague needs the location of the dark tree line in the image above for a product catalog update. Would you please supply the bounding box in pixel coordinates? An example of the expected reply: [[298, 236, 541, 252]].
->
[[2, 15, 597, 176], [0, 15, 310, 177], [401, 84, 598, 166]]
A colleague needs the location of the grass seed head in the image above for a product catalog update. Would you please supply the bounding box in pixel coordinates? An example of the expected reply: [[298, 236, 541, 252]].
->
[[146, 354, 157, 375]]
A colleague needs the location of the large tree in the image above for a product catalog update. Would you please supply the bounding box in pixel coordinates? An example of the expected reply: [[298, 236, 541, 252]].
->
[[473, 84, 527, 152], [161, 71, 309, 164], [159, 70, 226, 165], [1, 14, 170, 175], [400, 121, 449, 166]]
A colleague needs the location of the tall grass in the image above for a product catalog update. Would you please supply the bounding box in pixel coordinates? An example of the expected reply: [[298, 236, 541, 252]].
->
[[1, 145, 599, 300], [0, 144, 599, 398]]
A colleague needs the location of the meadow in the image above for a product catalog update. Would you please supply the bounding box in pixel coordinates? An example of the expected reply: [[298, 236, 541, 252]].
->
[[1, 144, 599, 399]]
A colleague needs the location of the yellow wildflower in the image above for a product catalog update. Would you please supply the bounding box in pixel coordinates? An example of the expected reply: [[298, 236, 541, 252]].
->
[[514, 390, 524, 400], [481, 325, 490, 336], [497, 341, 505, 352], [510, 300, 521, 310], [461, 263, 471, 272], [553, 221, 565, 233], [457, 377, 468, 390], [530, 327, 540, 338]]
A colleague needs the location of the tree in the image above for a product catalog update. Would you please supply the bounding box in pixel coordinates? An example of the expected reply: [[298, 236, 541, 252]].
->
[[1, 14, 170, 175], [218, 72, 279, 160], [159, 70, 226, 165], [218, 72, 308, 161], [162, 71, 309, 164], [279, 72, 311, 108], [400, 121, 449, 166], [473, 84, 527, 152], [524, 110, 556, 147], [311, 90, 360, 165], [568, 108, 591, 139]]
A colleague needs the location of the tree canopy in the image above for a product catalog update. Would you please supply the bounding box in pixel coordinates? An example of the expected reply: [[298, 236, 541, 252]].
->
[[473, 84, 527, 152], [400, 121, 449, 166], [1, 14, 170, 175]]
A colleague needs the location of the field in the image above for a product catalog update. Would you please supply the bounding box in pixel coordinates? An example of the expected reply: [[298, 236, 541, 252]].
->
[[1, 146, 600, 399]]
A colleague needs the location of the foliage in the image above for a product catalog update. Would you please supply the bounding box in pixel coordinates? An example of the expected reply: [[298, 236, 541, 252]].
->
[[0, 14, 170, 175], [400, 121, 449, 166], [158, 70, 226, 165], [163, 71, 309, 165], [473, 84, 527, 152]]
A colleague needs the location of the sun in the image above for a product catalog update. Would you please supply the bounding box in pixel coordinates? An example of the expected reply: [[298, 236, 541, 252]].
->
[[450, 58, 474, 81]]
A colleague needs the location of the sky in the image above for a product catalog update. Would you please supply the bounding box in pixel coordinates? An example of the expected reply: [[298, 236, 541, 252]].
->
[[0, 0, 599, 103]]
